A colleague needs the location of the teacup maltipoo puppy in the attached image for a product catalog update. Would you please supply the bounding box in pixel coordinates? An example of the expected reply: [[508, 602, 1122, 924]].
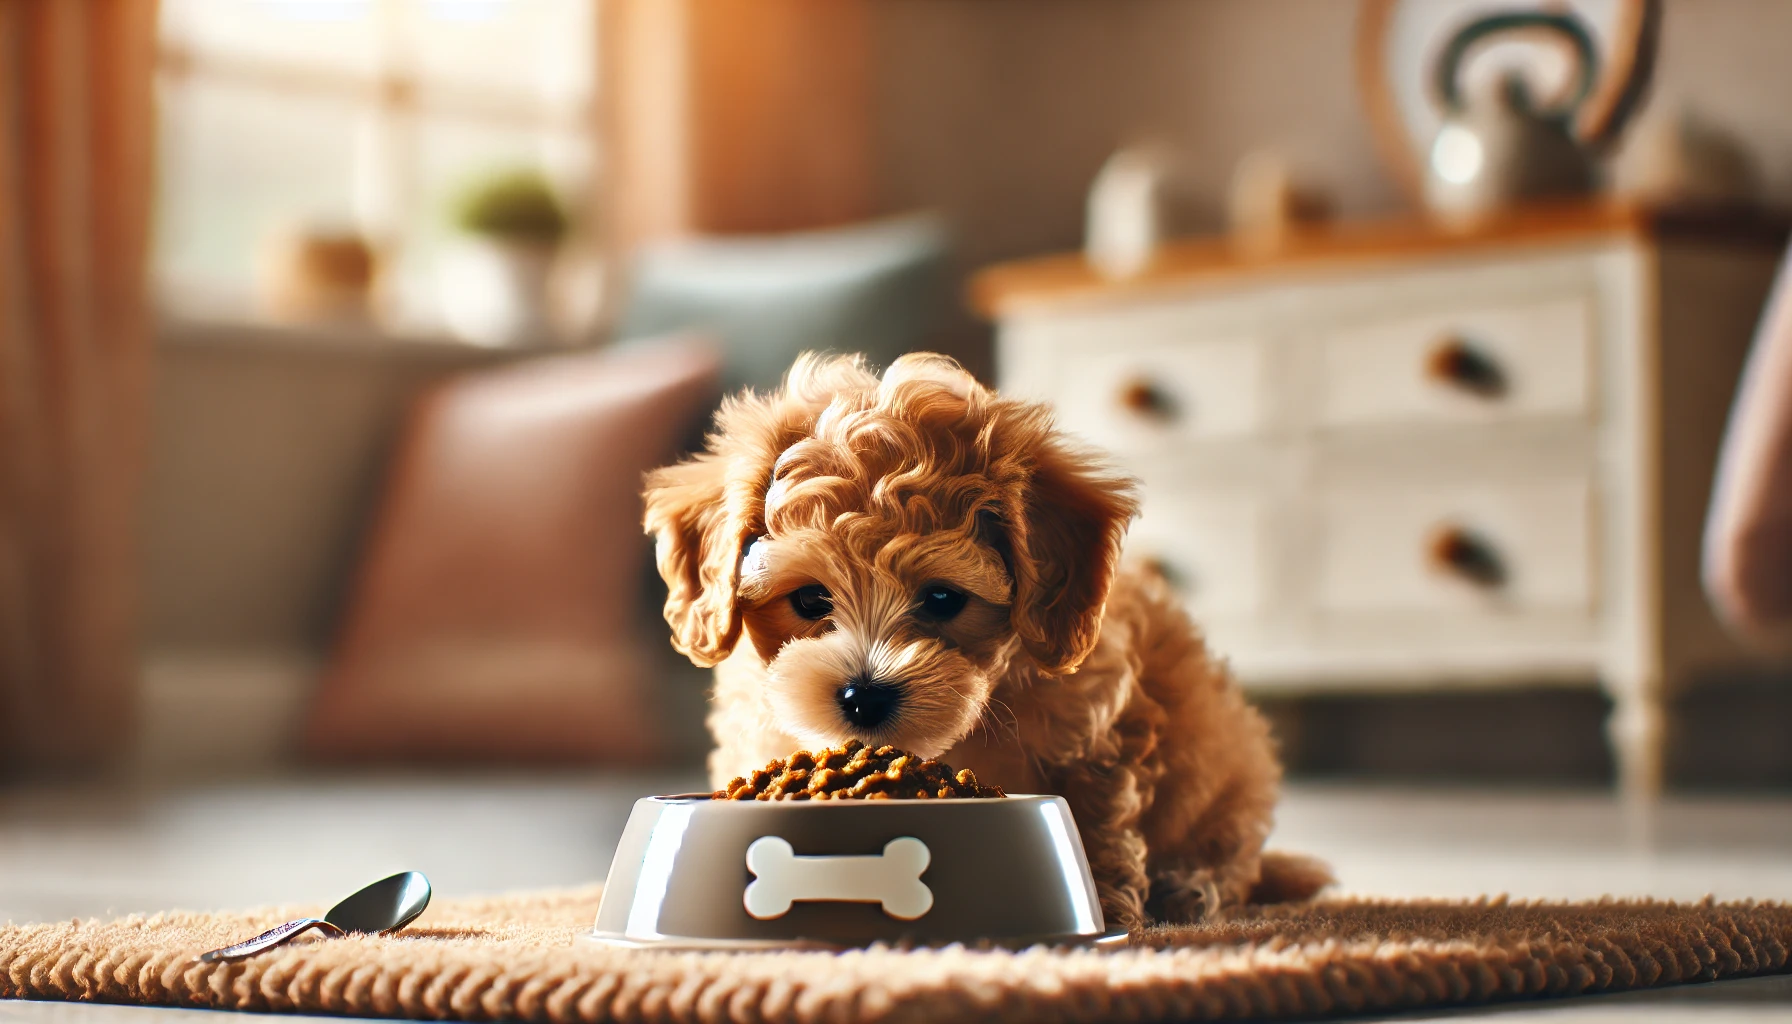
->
[[643, 352, 1327, 928]]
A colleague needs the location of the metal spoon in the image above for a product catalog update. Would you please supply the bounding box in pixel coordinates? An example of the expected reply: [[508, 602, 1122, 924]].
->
[[197, 871, 431, 963]]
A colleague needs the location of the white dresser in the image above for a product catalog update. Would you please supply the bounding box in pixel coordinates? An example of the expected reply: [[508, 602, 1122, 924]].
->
[[975, 203, 1786, 799]]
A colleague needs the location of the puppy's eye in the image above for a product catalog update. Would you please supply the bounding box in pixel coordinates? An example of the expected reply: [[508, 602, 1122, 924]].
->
[[788, 584, 833, 621], [916, 584, 968, 621]]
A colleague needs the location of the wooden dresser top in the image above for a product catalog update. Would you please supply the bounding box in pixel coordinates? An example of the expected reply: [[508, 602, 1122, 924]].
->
[[970, 201, 1788, 318]]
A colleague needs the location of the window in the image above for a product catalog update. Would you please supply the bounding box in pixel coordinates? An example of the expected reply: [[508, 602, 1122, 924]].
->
[[155, 0, 600, 336]]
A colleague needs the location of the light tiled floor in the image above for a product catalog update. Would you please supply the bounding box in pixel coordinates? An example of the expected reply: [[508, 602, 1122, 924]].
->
[[2, 774, 1790, 1022]]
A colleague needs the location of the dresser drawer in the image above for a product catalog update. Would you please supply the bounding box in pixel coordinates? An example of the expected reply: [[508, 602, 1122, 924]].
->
[[1052, 335, 1266, 453], [1125, 490, 1264, 618], [1314, 477, 1595, 616], [1315, 295, 1595, 429]]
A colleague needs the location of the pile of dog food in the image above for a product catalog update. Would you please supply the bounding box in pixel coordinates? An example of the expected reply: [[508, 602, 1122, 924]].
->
[[713, 740, 1006, 800]]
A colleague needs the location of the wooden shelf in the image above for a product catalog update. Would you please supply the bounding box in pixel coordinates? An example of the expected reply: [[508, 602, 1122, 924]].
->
[[970, 200, 1789, 318]]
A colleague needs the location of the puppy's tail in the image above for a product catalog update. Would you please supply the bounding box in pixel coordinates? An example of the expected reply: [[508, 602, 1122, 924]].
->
[[1249, 849, 1334, 904]]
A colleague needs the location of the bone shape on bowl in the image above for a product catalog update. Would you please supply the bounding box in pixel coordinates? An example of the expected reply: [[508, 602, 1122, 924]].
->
[[743, 835, 934, 920]]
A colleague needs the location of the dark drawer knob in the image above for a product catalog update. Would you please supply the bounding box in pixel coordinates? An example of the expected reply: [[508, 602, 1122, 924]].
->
[[1116, 377, 1180, 420], [1425, 524, 1506, 588], [1424, 337, 1507, 398]]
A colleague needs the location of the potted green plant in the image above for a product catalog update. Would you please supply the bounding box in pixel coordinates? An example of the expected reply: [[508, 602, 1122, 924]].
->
[[438, 168, 570, 346]]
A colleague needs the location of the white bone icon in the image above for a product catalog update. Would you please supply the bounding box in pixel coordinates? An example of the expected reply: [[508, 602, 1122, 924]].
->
[[743, 836, 934, 920]]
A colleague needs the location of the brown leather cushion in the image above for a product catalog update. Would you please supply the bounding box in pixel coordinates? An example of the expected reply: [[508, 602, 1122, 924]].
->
[[304, 336, 720, 763]]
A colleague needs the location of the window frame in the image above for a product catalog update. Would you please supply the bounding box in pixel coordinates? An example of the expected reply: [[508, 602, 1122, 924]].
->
[[152, 0, 604, 340]]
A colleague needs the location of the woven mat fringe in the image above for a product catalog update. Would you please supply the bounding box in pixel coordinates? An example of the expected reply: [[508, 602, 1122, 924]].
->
[[3, 888, 1789, 1023]]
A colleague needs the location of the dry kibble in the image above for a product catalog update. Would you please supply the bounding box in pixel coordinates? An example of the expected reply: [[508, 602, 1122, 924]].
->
[[710, 740, 1006, 801]]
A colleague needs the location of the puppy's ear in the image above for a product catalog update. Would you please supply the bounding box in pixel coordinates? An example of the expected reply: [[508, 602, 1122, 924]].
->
[[643, 391, 797, 666], [1004, 439, 1139, 674], [642, 448, 755, 667], [643, 353, 876, 666]]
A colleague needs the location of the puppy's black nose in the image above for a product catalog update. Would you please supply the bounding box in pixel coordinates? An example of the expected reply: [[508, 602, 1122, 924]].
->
[[837, 676, 902, 730]]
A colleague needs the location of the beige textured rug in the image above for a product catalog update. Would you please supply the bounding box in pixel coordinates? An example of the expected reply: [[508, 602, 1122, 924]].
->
[[3, 887, 1789, 1022]]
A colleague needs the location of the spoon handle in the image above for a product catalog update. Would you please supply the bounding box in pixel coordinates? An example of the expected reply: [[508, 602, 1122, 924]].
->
[[197, 917, 347, 963]]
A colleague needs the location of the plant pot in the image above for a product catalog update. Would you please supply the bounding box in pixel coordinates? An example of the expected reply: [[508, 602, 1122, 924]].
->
[[437, 238, 557, 347]]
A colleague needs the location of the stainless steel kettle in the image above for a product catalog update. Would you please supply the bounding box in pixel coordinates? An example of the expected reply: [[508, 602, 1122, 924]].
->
[[1423, 11, 1600, 221]]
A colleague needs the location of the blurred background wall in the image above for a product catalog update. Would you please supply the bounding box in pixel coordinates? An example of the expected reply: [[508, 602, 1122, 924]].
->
[[869, 0, 1792, 272]]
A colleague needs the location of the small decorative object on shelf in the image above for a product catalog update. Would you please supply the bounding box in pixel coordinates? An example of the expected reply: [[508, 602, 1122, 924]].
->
[[1423, 11, 1600, 225], [254, 224, 378, 326], [438, 167, 570, 347], [1615, 108, 1761, 209], [1357, 0, 1660, 212], [1085, 144, 1176, 280], [1227, 150, 1332, 257]]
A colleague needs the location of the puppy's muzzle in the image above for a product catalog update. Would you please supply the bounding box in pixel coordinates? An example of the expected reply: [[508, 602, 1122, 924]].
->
[[837, 675, 902, 730]]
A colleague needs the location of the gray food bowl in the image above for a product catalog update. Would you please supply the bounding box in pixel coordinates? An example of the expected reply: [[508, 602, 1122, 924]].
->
[[590, 794, 1126, 949]]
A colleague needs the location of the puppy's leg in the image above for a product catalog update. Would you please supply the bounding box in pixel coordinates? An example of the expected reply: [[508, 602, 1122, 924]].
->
[[1146, 846, 1334, 921], [704, 652, 800, 789], [706, 717, 799, 790], [1143, 855, 1264, 923], [1129, 577, 1283, 923], [1055, 764, 1153, 932], [1144, 864, 1222, 924]]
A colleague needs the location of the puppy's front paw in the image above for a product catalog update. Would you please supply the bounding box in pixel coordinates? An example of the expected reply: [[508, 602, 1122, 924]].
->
[[1097, 881, 1148, 933], [1144, 868, 1222, 924]]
